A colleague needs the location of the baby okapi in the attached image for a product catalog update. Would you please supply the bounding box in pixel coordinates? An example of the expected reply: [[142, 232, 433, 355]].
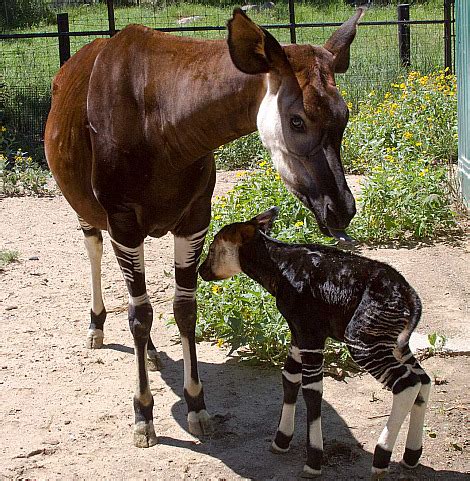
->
[[199, 207, 431, 479]]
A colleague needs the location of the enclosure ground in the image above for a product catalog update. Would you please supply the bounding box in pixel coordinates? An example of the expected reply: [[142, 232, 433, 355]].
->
[[1, 173, 469, 480]]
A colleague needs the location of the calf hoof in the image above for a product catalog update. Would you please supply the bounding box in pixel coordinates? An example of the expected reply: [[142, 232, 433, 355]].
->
[[188, 410, 213, 436], [370, 467, 389, 480], [147, 349, 161, 371], [270, 441, 290, 454], [400, 446, 423, 469], [133, 420, 158, 448], [86, 328, 104, 349], [301, 465, 321, 478]]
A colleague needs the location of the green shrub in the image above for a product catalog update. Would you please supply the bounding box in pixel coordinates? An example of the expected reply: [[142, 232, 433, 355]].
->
[[0, 250, 20, 267], [215, 133, 266, 170], [342, 70, 458, 174], [1, 126, 51, 196]]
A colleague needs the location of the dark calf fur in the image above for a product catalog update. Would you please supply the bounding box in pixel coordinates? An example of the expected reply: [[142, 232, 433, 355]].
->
[[199, 207, 431, 480]]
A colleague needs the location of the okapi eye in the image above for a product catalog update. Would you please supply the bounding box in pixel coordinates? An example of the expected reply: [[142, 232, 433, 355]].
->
[[290, 116, 305, 131]]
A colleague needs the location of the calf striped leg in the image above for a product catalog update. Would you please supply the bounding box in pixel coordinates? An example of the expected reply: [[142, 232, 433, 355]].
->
[[300, 347, 324, 478], [79, 217, 106, 349], [272, 345, 302, 453], [174, 228, 213, 436], [401, 350, 431, 469], [345, 307, 423, 479], [111, 239, 157, 448]]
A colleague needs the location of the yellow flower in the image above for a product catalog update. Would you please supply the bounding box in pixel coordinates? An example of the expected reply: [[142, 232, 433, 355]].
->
[[294, 221, 303, 228], [347, 101, 353, 110], [0, 126, 6, 132], [213, 215, 222, 220], [216, 339, 224, 348], [259, 161, 267, 168], [415, 142, 422, 147], [403, 132, 413, 140], [236, 171, 246, 177], [384, 92, 391, 99], [211, 285, 222, 294], [399, 82, 406, 89]]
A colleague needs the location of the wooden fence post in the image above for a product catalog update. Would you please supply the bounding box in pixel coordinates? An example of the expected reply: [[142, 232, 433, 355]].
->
[[398, 3, 411, 67], [57, 13, 70, 66]]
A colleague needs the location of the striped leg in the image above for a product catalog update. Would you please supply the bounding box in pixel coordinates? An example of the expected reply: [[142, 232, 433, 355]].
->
[[271, 345, 302, 453], [300, 347, 324, 478], [78, 217, 106, 349], [401, 350, 431, 469], [111, 238, 157, 448], [174, 227, 213, 436], [345, 307, 422, 480]]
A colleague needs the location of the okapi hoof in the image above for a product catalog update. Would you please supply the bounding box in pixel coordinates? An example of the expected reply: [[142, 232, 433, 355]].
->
[[86, 328, 104, 349], [133, 421, 158, 448], [400, 446, 423, 469], [147, 349, 161, 371], [300, 465, 322, 478], [370, 467, 389, 481], [188, 410, 214, 436], [270, 440, 290, 454]]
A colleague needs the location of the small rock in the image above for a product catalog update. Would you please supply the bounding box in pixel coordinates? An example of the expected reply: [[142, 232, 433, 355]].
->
[[29, 256, 39, 261], [5, 305, 18, 311]]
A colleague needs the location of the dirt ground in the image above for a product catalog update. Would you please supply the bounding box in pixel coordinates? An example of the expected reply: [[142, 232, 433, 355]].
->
[[1, 172, 469, 480]]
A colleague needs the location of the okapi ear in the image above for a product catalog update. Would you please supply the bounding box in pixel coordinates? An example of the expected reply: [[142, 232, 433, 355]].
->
[[324, 7, 366, 73], [227, 8, 290, 75], [252, 206, 279, 234]]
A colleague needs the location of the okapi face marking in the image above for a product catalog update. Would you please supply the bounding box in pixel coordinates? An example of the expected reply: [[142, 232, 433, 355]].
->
[[228, 9, 364, 238]]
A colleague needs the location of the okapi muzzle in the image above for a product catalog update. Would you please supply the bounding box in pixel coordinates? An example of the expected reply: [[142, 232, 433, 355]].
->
[[297, 142, 356, 240]]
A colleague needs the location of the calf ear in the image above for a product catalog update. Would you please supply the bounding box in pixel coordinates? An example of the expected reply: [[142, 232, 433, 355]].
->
[[324, 7, 366, 73], [252, 206, 279, 233], [227, 9, 290, 76]]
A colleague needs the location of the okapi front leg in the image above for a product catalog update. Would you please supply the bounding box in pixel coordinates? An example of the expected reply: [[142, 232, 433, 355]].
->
[[272, 344, 302, 453], [174, 229, 213, 436], [300, 348, 324, 478], [111, 239, 157, 448]]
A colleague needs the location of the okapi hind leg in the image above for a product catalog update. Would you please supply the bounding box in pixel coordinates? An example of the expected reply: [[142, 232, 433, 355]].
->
[[400, 349, 431, 469], [79, 217, 106, 349], [345, 309, 423, 481]]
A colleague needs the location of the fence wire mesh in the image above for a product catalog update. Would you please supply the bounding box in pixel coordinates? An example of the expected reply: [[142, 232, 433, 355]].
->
[[0, 0, 454, 162]]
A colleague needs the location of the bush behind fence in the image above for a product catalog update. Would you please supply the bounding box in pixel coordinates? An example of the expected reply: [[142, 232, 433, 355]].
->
[[0, 0, 454, 164]]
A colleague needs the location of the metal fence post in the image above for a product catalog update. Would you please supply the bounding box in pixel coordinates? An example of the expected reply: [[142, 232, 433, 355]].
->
[[107, 0, 116, 37], [398, 4, 411, 67], [288, 0, 296, 44], [444, 0, 453, 73], [57, 13, 70, 66]]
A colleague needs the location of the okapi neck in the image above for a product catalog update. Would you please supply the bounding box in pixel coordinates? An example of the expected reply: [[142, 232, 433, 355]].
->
[[239, 234, 283, 297]]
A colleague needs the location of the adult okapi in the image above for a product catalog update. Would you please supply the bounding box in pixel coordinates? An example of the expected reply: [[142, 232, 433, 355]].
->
[[45, 8, 364, 448]]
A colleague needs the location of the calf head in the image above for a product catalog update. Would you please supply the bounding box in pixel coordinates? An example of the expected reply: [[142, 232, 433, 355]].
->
[[228, 9, 365, 239], [199, 207, 279, 281]]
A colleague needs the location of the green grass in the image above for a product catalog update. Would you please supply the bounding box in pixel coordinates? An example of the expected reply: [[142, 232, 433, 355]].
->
[[0, 249, 19, 266]]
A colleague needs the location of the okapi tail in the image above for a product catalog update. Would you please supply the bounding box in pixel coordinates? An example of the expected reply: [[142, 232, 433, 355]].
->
[[396, 288, 422, 353]]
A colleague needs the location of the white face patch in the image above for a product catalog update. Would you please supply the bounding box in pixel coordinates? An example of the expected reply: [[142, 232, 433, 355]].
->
[[256, 87, 298, 188], [209, 239, 242, 279]]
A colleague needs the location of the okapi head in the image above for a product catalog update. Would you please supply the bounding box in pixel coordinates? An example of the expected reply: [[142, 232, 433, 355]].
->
[[228, 8, 365, 240]]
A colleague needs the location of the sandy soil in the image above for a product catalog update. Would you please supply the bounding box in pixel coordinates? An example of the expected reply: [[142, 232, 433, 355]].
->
[[1, 172, 469, 480]]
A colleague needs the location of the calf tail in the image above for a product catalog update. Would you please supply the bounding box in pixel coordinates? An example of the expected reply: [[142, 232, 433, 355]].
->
[[396, 289, 422, 352]]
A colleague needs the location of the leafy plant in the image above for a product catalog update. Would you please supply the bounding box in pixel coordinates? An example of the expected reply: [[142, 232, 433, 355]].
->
[[215, 133, 266, 171], [342, 70, 458, 174], [1, 126, 51, 196], [427, 332, 447, 354]]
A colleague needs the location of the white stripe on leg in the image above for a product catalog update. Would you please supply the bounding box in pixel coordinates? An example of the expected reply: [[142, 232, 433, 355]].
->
[[181, 336, 202, 398], [83, 234, 105, 315], [405, 382, 431, 451]]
